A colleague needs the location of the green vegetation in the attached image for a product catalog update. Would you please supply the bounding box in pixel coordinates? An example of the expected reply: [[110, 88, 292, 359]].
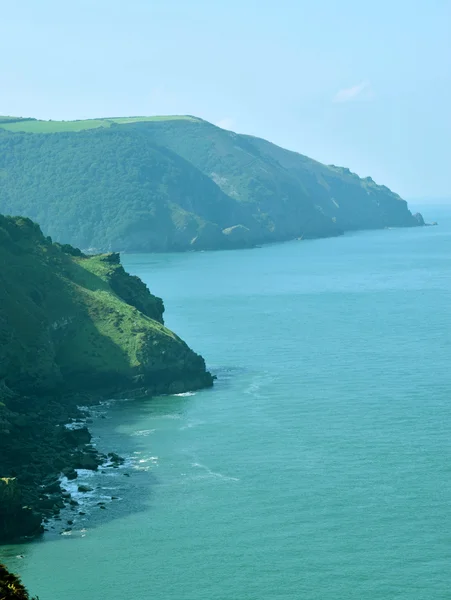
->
[[0, 214, 213, 541], [0, 115, 199, 133], [0, 563, 37, 599], [0, 214, 211, 393], [0, 116, 424, 252]]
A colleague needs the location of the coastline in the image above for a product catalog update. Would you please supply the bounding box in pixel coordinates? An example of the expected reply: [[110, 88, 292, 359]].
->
[[0, 375, 213, 545]]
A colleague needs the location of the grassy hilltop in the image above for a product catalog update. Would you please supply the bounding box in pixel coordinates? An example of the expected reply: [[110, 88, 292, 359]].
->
[[0, 116, 424, 252], [0, 115, 198, 133]]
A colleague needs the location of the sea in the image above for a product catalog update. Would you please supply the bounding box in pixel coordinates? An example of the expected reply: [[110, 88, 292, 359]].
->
[[1, 204, 450, 600]]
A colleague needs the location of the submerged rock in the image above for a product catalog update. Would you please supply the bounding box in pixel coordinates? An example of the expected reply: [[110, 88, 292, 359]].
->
[[77, 485, 93, 493]]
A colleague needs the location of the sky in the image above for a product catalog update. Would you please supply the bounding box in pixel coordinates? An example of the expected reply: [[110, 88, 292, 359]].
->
[[1, 0, 450, 199]]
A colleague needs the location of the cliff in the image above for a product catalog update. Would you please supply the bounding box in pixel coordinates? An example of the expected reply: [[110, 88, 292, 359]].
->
[[0, 214, 213, 541], [0, 215, 211, 395], [0, 116, 424, 252]]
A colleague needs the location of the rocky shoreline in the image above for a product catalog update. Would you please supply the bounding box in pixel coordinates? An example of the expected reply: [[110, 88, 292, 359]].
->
[[0, 390, 108, 542], [0, 215, 214, 543], [0, 378, 212, 543]]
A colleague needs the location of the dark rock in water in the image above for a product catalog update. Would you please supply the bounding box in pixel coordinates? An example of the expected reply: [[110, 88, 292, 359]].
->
[[100, 505, 106, 510], [111, 496, 119, 500], [79, 511, 86, 516], [43, 481, 62, 495], [62, 468, 78, 481], [123, 473, 130, 477], [108, 452, 125, 465], [38, 498, 57, 511], [67, 520, 74, 525], [64, 426, 91, 447], [77, 485, 93, 493], [73, 452, 99, 471], [69, 499, 79, 507]]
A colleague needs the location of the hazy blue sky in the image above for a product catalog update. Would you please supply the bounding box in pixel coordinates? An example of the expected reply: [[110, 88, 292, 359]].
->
[[1, 0, 450, 198]]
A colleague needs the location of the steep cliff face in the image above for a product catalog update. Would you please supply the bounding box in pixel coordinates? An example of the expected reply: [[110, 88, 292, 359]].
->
[[0, 478, 41, 541], [0, 214, 213, 541], [0, 117, 424, 252], [0, 215, 212, 396]]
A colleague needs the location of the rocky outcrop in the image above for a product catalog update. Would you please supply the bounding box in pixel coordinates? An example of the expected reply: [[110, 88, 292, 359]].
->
[[0, 479, 42, 541], [412, 212, 426, 226], [0, 216, 213, 397], [0, 214, 213, 542], [222, 225, 254, 248]]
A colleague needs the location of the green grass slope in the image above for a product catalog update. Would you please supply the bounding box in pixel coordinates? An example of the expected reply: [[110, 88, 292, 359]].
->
[[0, 214, 212, 394], [0, 117, 424, 251], [0, 115, 199, 133]]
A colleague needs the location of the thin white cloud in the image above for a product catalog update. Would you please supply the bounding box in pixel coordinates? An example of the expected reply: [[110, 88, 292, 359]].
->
[[215, 117, 236, 130], [333, 81, 373, 103]]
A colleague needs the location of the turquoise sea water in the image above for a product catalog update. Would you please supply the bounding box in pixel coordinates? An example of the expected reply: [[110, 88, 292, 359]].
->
[[2, 205, 451, 599]]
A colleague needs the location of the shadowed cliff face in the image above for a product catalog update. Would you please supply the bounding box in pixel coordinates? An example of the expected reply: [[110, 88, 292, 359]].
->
[[0, 478, 41, 541], [0, 214, 213, 541], [0, 117, 423, 252]]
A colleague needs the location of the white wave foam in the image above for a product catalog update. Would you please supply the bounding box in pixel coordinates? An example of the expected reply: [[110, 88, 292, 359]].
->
[[172, 391, 196, 397], [179, 419, 205, 431], [131, 429, 155, 437], [158, 414, 182, 420], [74, 469, 97, 478], [191, 461, 239, 482], [138, 457, 158, 464], [64, 421, 86, 430], [131, 455, 159, 471], [244, 374, 276, 397]]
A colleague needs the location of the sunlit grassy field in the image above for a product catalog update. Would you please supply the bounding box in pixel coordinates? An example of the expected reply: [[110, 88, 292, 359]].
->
[[0, 115, 199, 133]]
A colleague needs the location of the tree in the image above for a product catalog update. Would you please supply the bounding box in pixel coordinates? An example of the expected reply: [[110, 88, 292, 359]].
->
[[0, 563, 38, 600]]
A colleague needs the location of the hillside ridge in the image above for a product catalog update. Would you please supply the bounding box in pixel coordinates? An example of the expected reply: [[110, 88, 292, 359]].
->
[[0, 116, 424, 252]]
